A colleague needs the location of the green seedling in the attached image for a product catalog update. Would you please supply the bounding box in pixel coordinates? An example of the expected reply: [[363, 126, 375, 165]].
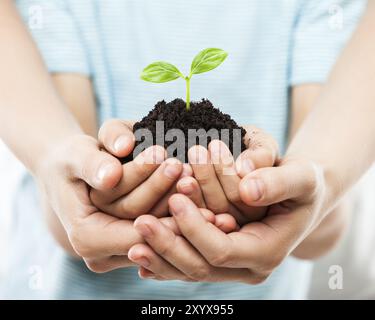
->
[[140, 48, 228, 110]]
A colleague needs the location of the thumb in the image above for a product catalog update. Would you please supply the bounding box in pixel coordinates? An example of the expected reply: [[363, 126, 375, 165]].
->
[[67, 135, 123, 190], [239, 161, 319, 206], [98, 119, 135, 158], [235, 126, 279, 177]]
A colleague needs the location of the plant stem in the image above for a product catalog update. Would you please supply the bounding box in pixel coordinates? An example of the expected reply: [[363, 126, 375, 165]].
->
[[185, 76, 191, 111]]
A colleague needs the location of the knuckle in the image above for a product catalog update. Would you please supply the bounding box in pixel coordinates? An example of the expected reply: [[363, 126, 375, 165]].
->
[[195, 172, 211, 186]]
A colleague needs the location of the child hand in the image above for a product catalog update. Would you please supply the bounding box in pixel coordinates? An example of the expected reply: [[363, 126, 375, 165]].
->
[[89, 119, 190, 218], [180, 126, 279, 225], [90, 145, 190, 218], [90, 119, 239, 232], [37, 130, 235, 275]]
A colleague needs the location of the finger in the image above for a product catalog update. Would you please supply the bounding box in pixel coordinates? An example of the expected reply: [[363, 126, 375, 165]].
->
[[181, 163, 193, 178], [163, 211, 238, 234], [239, 161, 319, 206], [84, 255, 135, 273], [236, 126, 279, 178], [168, 194, 234, 266], [134, 215, 216, 281], [108, 158, 182, 218], [200, 208, 216, 224], [138, 266, 266, 284], [134, 215, 256, 282], [150, 163, 193, 217], [159, 207, 216, 234], [209, 140, 267, 223], [169, 194, 277, 269], [138, 268, 158, 280], [214, 213, 239, 233], [67, 135, 123, 190], [160, 210, 217, 235], [234, 204, 314, 269], [176, 177, 241, 233], [90, 145, 166, 204], [139, 267, 181, 281], [159, 216, 180, 234], [188, 145, 228, 213], [128, 244, 188, 280], [98, 119, 135, 158], [176, 176, 206, 208], [149, 186, 177, 217]]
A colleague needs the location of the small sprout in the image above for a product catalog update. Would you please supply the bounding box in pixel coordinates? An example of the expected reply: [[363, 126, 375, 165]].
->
[[140, 48, 228, 111]]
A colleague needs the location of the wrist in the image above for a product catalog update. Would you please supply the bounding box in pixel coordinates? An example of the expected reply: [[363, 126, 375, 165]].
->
[[31, 131, 87, 179], [284, 152, 343, 214]]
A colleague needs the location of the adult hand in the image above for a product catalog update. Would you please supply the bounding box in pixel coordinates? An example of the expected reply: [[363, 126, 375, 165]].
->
[[36, 130, 143, 272], [180, 126, 279, 225], [38, 130, 234, 273], [129, 156, 337, 283]]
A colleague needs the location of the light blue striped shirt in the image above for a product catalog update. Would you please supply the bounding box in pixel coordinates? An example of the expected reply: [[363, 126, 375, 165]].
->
[[9, 0, 365, 299]]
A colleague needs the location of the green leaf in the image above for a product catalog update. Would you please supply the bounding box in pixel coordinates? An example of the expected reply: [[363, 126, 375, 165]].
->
[[140, 61, 184, 83], [190, 48, 228, 76]]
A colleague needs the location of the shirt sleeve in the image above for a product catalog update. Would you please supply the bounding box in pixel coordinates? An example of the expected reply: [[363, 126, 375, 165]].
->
[[15, 0, 91, 76], [289, 0, 366, 86]]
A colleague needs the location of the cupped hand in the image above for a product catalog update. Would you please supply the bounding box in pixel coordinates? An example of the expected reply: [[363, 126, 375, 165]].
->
[[38, 129, 235, 273], [90, 119, 192, 218], [128, 155, 333, 284], [37, 132, 139, 272], [90, 119, 244, 223], [179, 126, 279, 225]]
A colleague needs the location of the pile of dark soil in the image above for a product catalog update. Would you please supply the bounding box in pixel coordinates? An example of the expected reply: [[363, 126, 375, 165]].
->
[[125, 98, 247, 163]]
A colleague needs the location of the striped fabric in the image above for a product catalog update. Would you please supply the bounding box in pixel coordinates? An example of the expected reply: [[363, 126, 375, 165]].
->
[[10, 0, 365, 299]]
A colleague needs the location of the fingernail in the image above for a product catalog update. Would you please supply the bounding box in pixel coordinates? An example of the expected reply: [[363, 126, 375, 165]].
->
[[209, 141, 221, 163], [135, 257, 150, 268], [210, 141, 233, 168], [170, 197, 186, 217], [188, 146, 208, 165], [114, 135, 132, 153], [144, 146, 165, 164], [242, 159, 255, 175], [96, 163, 113, 182], [179, 181, 194, 195], [164, 160, 181, 179], [243, 178, 263, 201], [136, 223, 153, 238]]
